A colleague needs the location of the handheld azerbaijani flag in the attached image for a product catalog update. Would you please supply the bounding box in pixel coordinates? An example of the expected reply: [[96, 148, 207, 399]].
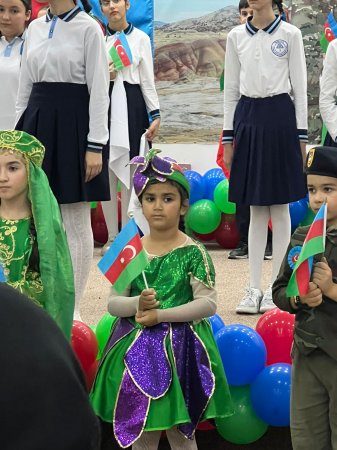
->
[[286, 203, 327, 298], [321, 12, 337, 53], [98, 218, 148, 293], [109, 31, 133, 71]]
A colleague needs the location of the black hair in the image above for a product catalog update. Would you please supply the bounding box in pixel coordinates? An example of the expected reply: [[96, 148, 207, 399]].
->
[[273, 0, 284, 13], [238, 0, 249, 12], [20, 0, 31, 12], [28, 218, 40, 274], [139, 178, 189, 233], [72, 0, 92, 13]]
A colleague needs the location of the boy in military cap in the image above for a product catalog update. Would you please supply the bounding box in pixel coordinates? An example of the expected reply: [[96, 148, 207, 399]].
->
[[273, 145, 337, 450]]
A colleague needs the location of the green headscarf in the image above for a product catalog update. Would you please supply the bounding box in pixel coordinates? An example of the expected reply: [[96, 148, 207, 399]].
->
[[0, 131, 75, 339]]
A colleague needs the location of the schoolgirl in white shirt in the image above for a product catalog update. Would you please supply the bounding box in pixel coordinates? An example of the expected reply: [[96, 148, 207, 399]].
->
[[222, 0, 307, 314], [0, 0, 30, 129], [15, 0, 110, 321], [100, 0, 160, 253]]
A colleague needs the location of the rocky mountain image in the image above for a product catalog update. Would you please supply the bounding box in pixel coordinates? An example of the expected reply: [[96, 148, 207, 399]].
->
[[154, 1, 332, 144]]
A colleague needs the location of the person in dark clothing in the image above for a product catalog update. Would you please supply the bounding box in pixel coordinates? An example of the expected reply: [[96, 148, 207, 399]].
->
[[273, 146, 337, 450], [0, 282, 100, 450]]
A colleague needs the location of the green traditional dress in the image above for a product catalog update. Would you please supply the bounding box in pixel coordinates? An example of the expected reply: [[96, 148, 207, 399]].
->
[[0, 130, 75, 339], [90, 241, 233, 448], [0, 217, 43, 306]]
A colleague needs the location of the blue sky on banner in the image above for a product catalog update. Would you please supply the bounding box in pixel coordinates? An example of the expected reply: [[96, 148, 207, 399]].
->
[[154, 0, 235, 23]]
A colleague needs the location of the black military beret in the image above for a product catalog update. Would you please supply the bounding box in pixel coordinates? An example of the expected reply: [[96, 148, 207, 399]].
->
[[306, 146, 337, 179]]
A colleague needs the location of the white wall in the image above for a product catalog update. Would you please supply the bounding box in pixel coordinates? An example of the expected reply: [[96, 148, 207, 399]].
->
[[158, 144, 219, 174]]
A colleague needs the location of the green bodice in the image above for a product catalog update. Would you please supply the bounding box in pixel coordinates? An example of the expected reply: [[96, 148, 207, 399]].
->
[[130, 241, 215, 310], [0, 218, 43, 307]]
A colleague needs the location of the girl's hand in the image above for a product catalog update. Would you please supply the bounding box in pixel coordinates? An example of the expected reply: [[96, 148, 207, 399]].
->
[[145, 118, 161, 142], [109, 61, 117, 80], [223, 143, 234, 169], [135, 309, 159, 327], [138, 288, 159, 312], [299, 282, 323, 308], [85, 151, 103, 182], [312, 257, 334, 296]]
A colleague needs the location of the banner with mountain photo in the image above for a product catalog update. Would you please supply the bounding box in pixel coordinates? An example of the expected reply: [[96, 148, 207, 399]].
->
[[153, 0, 330, 144]]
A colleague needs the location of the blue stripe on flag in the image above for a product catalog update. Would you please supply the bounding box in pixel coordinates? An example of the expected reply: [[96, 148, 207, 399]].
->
[[127, 0, 154, 44], [98, 219, 139, 274], [315, 203, 326, 222], [117, 32, 133, 63], [328, 12, 337, 38]]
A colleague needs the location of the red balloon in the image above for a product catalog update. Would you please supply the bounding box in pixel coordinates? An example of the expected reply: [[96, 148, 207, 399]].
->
[[71, 321, 99, 372], [193, 231, 216, 241], [197, 421, 216, 431], [85, 359, 99, 391], [214, 214, 240, 249], [256, 308, 295, 365], [91, 202, 108, 245]]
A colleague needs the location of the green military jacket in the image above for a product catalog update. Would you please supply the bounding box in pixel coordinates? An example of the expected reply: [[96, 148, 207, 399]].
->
[[273, 225, 337, 362]]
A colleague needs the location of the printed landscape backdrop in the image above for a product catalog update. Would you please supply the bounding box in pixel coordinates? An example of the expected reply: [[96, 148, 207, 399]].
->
[[153, 0, 333, 144]]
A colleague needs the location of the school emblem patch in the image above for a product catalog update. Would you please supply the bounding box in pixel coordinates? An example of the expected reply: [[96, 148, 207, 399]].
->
[[271, 39, 288, 57], [288, 246, 302, 269]]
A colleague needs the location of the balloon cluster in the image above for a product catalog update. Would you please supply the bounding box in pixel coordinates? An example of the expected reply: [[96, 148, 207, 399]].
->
[[184, 169, 239, 249], [207, 310, 294, 444]]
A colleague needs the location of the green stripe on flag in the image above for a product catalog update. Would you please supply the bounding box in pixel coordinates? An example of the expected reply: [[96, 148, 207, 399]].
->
[[292, 236, 325, 270], [109, 46, 124, 71], [113, 250, 149, 293]]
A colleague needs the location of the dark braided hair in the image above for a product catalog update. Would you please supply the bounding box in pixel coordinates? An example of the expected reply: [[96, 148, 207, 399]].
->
[[273, 0, 284, 14], [28, 218, 40, 273], [80, 0, 92, 13]]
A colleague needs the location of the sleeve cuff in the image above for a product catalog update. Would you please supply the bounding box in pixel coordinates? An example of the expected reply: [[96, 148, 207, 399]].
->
[[298, 129, 308, 143], [150, 109, 161, 121], [222, 130, 234, 145], [87, 141, 104, 152]]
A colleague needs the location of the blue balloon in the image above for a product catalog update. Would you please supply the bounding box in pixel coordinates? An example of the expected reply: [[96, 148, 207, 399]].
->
[[184, 170, 205, 204], [250, 363, 291, 427], [215, 324, 267, 386], [289, 197, 308, 230], [209, 314, 225, 336], [203, 168, 225, 200]]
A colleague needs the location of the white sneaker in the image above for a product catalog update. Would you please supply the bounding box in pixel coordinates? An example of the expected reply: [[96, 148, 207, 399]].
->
[[236, 287, 263, 314], [259, 285, 276, 313]]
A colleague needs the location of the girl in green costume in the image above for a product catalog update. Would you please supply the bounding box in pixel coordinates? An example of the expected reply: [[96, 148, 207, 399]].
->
[[0, 130, 74, 339], [90, 150, 233, 449]]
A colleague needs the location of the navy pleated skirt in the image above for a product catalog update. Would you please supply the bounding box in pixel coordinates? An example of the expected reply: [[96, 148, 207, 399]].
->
[[229, 94, 306, 206], [16, 82, 110, 204], [109, 81, 150, 159]]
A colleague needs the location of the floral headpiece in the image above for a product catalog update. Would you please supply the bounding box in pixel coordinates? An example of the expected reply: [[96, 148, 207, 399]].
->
[[130, 149, 190, 197], [0, 130, 45, 167]]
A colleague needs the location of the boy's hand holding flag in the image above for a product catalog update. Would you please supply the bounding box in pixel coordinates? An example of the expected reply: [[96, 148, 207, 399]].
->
[[98, 218, 148, 294], [286, 203, 327, 298]]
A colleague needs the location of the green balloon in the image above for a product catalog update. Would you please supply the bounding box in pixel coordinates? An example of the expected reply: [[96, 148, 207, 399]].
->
[[213, 179, 236, 215], [95, 313, 118, 358], [186, 199, 221, 234], [216, 385, 268, 445], [300, 207, 315, 226]]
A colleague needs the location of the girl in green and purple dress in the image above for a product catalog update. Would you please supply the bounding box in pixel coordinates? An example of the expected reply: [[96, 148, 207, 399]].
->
[[0, 130, 74, 338], [90, 150, 233, 449]]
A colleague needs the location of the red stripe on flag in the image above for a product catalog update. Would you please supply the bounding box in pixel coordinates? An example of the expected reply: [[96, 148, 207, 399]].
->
[[114, 38, 131, 66], [105, 234, 143, 284], [304, 219, 324, 242], [295, 260, 310, 296]]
